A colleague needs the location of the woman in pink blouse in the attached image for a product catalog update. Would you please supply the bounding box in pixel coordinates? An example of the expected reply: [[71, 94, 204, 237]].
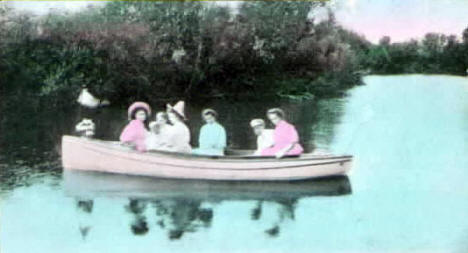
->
[[261, 108, 304, 158], [119, 102, 151, 152]]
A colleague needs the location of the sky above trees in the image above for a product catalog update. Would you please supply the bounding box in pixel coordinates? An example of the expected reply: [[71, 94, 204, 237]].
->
[[4, 0, 468, 43], [334, 0, 468, 43]]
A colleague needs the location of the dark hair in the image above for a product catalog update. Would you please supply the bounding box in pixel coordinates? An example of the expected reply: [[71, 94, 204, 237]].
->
[[131, 107, 150, 129], [204, 111, 216, 117], [267, 108, 285, 119]]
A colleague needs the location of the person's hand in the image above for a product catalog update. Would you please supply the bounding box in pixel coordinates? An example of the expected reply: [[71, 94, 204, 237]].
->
[[275, 150, 285, 159], [120, 142, 135, 148]]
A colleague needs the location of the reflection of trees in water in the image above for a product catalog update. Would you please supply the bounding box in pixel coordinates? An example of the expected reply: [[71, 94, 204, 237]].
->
[[308, 98, 345, 150], [251, 201, 263, 220], [77, 200, 94, 213], [190, 100, 334, 150], [0, 103, 75, 192], [288, 98, 346, 152], [125, 199, 149, 236], [152, 199, 213, 240], [72, 196, 304, 240], [74, 197, 291, 240], [194, 99, 345, 152], [122, 198, 213, 239], [75, 199, 94, 240], [250, 199, 298, 237], [67, 174, 351, 241]]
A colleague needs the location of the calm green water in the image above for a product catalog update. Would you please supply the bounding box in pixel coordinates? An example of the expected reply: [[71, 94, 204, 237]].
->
[[1, 75, 467, 252]]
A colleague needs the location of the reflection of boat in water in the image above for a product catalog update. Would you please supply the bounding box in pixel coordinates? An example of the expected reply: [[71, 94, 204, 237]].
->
[[66, 170, 351, 240], [63, 170, 352, 200], [62, 135, 353, 181]]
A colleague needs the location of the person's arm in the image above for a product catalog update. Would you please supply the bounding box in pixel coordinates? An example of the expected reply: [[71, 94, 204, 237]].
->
[[252, 136, 262, 156], [119, 122, 134, 143], [198, 125, 207, 148], [275, 125, 300, 158], [215, 126, 227, 149], [275, 143, 297, 158], [264, 130, 275, 148]]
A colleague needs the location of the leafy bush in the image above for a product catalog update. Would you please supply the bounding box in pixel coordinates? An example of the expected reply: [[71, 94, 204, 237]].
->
[[1, 2, 366, 107]]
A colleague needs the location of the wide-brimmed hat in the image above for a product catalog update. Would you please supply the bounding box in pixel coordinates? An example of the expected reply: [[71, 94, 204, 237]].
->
[[167, 101, 186, 120], [128, 101, 151, 120], [202, 108, 217, 118], [250, 119, 265, 128]]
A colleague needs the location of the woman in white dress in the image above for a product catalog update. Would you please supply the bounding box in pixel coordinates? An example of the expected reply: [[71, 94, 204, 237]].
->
[[146, 112, 171, 151], [161, 101, 192, 153]]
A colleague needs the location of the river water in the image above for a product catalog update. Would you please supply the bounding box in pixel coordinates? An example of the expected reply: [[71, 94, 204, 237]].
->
[[1, 75, 467, 252]]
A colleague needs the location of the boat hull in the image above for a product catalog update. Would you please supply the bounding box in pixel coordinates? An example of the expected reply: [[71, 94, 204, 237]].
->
[[61, 135, 352, 181], [64, 170, 352, 200]]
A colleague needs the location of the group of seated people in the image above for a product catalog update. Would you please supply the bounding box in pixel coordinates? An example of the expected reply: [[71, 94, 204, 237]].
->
[[119, 101, 303, 158]]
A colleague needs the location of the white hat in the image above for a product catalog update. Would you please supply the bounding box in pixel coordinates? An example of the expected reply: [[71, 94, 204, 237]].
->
[[128, 101, 151, 120], [202, 108, 218, 118], [167, 101, 186, 120], [250, 119, 265, 128]]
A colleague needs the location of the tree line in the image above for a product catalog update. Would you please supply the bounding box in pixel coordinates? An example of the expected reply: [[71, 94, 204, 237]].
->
[[0, 2, 362, 107], [363, 32, 468, 75], [1, 2, 467, 109]]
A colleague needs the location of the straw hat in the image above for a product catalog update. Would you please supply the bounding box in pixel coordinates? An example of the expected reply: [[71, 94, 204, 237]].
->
[[128, 102, 151, 120], [167, 101, 186, 120], [250, 119, 265, 128]]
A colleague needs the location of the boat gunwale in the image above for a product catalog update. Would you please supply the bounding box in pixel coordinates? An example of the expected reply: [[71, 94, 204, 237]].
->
[[63, 135, 353, 163], [69, 143, 352, 171]]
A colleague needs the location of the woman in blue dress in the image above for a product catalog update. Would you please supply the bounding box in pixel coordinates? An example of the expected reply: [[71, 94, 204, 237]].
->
[[192, 109, 227, 156]]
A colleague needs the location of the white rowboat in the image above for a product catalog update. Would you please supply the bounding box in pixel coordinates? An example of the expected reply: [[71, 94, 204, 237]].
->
[[61, 135, 352, 181]]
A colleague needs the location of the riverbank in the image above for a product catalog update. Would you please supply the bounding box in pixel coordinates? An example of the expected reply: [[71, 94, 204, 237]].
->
[[362, 33, 468, 76]]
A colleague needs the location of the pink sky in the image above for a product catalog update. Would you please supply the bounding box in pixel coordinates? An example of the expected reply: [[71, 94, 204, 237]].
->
[[6, 0, 468, 43], [335, 0, 468, 43]]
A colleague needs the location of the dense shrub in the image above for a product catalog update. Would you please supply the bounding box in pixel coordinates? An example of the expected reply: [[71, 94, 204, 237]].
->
[[363, 31, 468, 75], [1, 2, 369, 107]]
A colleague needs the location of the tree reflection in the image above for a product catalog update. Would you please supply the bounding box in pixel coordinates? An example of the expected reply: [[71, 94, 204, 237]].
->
[[75, 199, 94, 240], [251, 201, 263, 220], [65, 171, 351, 241], [125, 199, 149, 236], [251, 198, 298, 237], [152, 199, 213, 240], [77, 200, 94, 213]]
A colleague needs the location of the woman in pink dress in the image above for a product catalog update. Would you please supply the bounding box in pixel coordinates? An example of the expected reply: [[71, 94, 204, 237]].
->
[[261, 108, 304, 158], [120, 102, 151, 152]]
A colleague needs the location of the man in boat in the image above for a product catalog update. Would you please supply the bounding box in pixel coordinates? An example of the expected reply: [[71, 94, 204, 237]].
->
[[192, 109, 227, 156], [250, 119, 274, 156]]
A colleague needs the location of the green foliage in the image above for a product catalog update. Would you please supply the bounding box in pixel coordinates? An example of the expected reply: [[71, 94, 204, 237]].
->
[[1, 2, 365, 107], [366, 28, 468, 75]]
